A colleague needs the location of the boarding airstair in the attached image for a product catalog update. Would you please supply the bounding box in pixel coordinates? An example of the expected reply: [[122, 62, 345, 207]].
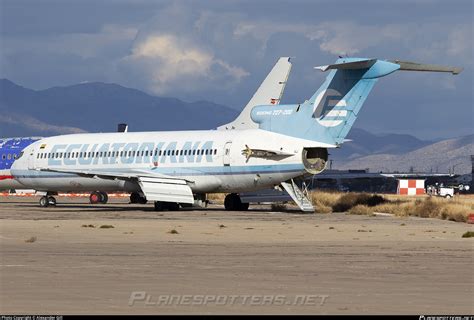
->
[[280, 179, 314, 212]]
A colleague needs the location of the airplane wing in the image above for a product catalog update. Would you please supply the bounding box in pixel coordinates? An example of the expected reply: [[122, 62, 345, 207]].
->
[[218, 57, 292, 130], [37, 167, 195, 204]]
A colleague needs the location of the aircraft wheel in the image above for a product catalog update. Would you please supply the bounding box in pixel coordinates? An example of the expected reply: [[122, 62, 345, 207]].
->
[[154, 201, 164, 211], [48, 196, 57, 206], [90, 191, 101, 204], [167, 202, 180, 211], [224, 193, 242, 211], [239, 202, 249, 211], [99, 192, 108, 204], [39, 196, 49, 207], [130, 192, 147, 204], [130, 192, 139, 204], [139, 196, 148, 204]]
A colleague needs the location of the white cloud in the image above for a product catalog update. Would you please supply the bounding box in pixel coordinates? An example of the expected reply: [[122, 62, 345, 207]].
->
[[121, 33, 249, 94]]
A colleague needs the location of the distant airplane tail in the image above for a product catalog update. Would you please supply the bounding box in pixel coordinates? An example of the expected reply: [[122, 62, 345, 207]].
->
[[218, 57, 292, 130], [251, 57, 462, 146]]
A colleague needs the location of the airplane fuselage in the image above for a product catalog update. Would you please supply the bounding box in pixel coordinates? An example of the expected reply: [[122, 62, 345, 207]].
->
[[11, 129, 329, 194]]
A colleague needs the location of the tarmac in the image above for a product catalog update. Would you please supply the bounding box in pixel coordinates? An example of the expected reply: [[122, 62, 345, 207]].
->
[[0, 196, 473, 314]]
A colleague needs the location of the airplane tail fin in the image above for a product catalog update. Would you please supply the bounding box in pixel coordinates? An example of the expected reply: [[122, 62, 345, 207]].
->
[[251, 57, 461, 146], [218, 57, 292, 130]]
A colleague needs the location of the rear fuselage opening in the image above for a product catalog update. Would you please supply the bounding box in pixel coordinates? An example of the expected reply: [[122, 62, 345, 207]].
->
[[302, 147, 328, 174]]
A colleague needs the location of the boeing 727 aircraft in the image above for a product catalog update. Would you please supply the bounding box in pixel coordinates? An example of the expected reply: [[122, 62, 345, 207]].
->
[[11, 57, 461, 211]]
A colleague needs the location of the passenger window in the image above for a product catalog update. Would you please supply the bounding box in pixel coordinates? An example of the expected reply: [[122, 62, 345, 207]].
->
[[2, 155, 5, 160], [214, 149, 217, 155]]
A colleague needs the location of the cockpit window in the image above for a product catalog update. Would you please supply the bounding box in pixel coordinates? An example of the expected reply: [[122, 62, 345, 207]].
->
[[17, 151, 24, 159]]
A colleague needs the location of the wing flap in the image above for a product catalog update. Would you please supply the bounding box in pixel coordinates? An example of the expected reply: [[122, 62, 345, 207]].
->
[[138, 177, 194, 204]]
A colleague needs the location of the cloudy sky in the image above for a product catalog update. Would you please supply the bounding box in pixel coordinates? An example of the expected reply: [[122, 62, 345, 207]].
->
[[1, 0, 472, 139]]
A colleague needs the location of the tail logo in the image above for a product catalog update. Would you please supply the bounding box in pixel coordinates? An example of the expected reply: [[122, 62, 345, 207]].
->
[[312, 89, 347, 127]]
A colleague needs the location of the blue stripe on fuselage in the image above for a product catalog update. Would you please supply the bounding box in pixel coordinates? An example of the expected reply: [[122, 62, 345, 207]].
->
[[12, 163, 305, 178]]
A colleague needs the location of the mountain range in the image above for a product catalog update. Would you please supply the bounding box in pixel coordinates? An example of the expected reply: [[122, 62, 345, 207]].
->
[[1, 79, 472, 174], [0, 79, 238, 136]]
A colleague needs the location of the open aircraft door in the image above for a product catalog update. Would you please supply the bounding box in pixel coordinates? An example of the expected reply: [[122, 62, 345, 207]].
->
[[223, 142, 232, 166]]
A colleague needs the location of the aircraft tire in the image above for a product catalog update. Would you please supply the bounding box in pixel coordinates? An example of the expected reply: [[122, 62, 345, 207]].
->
[[48, 196, 57, 206], [224, 193, 242, 211], [167, 202, 180, 211], [90, 191, 101, 204], [39, 196, 49, 207], [154, 201, 164, 211], [239, 201, 249, 211], [99, 192, 108, 204]]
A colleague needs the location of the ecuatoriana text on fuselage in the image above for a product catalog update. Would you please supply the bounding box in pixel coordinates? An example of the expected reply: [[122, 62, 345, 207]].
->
[[45, 141, 215, 166]]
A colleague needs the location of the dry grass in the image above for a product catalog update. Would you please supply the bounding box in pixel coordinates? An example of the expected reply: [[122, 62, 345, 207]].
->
[[167, 229, 179, 234], [310, 191, 473, 222], [207, 193, 226, 204], [401, 198, 473, 222], [310, 191, 339, 213], [310, 191, 386, 213], [99, 225, 114, 229], [348, 205, 376, 216], [206, 190, 473, 222]]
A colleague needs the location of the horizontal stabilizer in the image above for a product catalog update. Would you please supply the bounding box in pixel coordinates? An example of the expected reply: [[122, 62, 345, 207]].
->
[[315, 58, 462, 75], [315, 59, 377, 71], [389, 60, 463, 75]]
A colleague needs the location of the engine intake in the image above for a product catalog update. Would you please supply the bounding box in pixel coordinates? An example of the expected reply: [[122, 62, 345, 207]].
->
[[302, 148, 328, 174]]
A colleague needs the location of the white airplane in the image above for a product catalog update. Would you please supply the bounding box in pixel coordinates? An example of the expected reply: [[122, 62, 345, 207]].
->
[[11, 57, 461, 211]]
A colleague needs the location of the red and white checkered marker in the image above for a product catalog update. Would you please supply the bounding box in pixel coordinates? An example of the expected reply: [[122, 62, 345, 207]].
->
[[398, 179, 425, 195], [467, 214, 474, 224]]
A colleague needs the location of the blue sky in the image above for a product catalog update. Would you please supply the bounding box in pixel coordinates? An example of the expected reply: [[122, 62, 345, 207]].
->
[[0, 0, 472, 139]]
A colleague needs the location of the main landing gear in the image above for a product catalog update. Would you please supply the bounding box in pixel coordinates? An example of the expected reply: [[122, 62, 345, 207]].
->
[[39, 196, 57, 207], [130, 192, 147, 204], [89, 191, 108, 204], [224, 193, 249, 211], [154, 201, 180, 211]]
